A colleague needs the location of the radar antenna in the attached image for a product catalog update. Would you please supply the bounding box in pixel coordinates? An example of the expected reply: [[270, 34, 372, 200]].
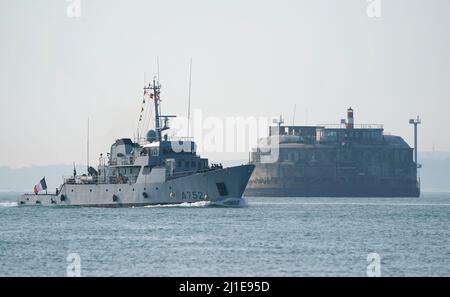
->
[[187, 57, 193, 137]]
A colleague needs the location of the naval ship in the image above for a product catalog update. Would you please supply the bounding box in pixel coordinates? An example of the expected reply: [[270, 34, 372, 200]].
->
[[18, 79, 254, 207], [245, 108, 420, 197]]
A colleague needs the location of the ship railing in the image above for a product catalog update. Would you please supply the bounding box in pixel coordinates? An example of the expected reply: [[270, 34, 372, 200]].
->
[[167, 136, 194, 142], [108, 157, 135, 166], [167, 166, 222, 180], [63, 175, 138, 185], [105, 175, 138, 184], [137, 136, 195, 146], [63, 175, 96, 184]]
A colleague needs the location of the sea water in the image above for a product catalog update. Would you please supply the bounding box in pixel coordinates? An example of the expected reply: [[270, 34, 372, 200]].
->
[[0, 192, 449, 276]]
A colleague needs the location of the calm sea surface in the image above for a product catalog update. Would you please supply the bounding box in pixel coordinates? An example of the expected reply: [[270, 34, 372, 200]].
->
[[0, 192, 449, 276]]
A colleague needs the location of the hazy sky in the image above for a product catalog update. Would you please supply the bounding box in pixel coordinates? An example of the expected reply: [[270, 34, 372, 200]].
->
[[1, 0, 449, 168]]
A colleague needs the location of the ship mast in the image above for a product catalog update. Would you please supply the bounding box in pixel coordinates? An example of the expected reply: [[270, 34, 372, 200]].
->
[[143, 78, 175, 142]]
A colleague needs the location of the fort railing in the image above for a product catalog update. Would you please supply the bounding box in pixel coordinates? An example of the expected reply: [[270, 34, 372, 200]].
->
[[319, 124, 384, 129]]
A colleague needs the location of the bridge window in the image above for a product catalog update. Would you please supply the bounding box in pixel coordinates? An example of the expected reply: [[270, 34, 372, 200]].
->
[[142, 166, 151, 175], [150, 148, 159, 156]]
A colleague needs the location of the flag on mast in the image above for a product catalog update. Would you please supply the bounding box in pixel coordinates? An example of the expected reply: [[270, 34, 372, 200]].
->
[[33, 177, 47, 194]]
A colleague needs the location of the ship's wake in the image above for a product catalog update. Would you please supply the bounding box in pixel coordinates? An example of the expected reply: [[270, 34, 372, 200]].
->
[[144, 201, 211, 208], [0, 201, 18, 207], [209, 197, 249, 208], [143, 198, 248, 208]]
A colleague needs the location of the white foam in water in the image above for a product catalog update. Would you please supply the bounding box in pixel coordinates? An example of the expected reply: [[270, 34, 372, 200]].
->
[[144, 198, 249, 208], [0, 201, 18, 207], [144, 201, 212, 208], [210, 197, 249, 208]]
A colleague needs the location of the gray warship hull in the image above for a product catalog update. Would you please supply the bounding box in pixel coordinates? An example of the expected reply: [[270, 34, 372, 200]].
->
[[19, 165, 255, 207]]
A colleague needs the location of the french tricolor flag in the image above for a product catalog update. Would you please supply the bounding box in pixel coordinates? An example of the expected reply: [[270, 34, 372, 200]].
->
[[33, 177, 47, 194]]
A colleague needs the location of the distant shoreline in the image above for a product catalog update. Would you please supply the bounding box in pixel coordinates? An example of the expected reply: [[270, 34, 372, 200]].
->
[[1, 152, 450, 192]]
